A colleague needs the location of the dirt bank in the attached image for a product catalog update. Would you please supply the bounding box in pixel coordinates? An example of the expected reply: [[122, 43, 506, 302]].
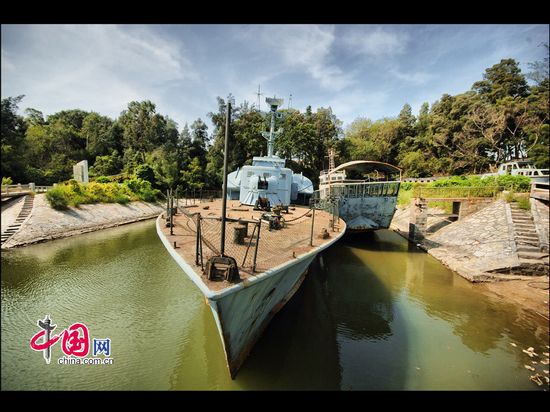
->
[[391, 203, 549, 320], [2, 193, 164, 248], [480, 278, 549, 321]]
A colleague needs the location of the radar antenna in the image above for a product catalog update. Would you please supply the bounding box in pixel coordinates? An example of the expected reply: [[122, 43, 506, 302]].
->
[[261, 96, 284, 157], [255, 85, 263, 112]]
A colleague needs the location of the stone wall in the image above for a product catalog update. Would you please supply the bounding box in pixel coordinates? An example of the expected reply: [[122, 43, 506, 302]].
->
[[530, 198, 549, 253], [3, 194, 164, 248]]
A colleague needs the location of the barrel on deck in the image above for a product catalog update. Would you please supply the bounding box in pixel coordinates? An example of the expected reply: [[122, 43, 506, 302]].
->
[[233, 225, 247, 244]]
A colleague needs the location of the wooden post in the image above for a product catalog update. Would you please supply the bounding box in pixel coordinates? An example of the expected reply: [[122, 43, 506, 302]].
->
[[166, 189, 169, 218], [310, 205, 316, 246], [196, 214, 201, 266], [170, 190, 174, 235], [252, 220, 261, 272], [242, 222, 258, 267], [220, 99, 232, 257]]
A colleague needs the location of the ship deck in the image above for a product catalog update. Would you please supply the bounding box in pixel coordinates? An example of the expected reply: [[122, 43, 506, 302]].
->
[[159, 199, 342, 291]]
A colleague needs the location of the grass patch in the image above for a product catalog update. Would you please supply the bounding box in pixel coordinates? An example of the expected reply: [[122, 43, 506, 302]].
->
[[516, 197, 531, 210], [397, 188, 412, 207], [503, 191, 531, 210]]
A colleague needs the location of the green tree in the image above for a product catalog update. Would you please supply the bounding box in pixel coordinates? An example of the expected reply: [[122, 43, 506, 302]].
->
[[147, 148, 179, 190], [89, 150, 123, 177], [527, 43, 549, 88], [181, 157, 205, 191], [81, 112, 118, 159], [345, 117, 400, 165], [118, 101, 167, 161], [473, 59, 529, 103], [1, 96, 28, 182], [24, 108, 45, 126]]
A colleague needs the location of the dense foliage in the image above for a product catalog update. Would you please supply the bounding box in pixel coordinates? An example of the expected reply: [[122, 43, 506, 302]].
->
[[45, 179, 160, 210], [2, 49, 548, 191]]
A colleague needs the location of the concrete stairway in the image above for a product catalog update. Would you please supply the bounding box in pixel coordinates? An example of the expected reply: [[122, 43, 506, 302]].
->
[[1, 195, 34, 246], [510, 202, 549, 273]]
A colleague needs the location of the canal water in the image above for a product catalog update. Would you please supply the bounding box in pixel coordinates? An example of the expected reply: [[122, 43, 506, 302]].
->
[[1, 220, 548, 390]]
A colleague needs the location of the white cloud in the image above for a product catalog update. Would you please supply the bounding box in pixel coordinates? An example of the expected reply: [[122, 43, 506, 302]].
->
[[1, 24, 198, 120], [1, 48, 16, 73], [250, 25, 354, 91], [389, 69, 433, 85], [344, 27, 408, 57], [322, 90, 391, 127]]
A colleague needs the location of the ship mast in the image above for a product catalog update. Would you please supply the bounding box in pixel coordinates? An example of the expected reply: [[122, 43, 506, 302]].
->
[[328, 147, 336, 173], [261, 97, 284, 157]]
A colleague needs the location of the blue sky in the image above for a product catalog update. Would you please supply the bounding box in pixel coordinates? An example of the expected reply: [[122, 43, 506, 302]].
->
[[1, 24, 548, 131]]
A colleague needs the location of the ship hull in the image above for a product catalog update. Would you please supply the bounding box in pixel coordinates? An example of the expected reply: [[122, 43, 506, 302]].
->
[[339, 196, 398, 232], [208, 256, 313, 378], [156, 214, 345, 378]]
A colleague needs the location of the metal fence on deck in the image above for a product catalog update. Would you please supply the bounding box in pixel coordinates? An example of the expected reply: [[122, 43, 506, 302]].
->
[[173, 194, 320, 274], [318, 181, 401, 199], [174, 189, 223, 206]]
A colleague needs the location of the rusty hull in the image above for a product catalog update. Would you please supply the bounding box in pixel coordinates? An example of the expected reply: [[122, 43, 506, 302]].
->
[[156, 208, 346, 378], [339, 196, 398, 232]]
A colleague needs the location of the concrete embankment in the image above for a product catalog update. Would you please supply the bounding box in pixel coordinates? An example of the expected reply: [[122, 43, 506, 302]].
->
[[1, 193, 164, 249], [391, 199, 549, 282]]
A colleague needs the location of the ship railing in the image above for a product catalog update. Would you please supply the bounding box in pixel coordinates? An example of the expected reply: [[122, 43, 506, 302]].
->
[[412, 186, 502, 199], [320, 181, 401, 199], [310, 190, 340, 231], [173, 194, 322, 275], [175, 189, 223, 206]]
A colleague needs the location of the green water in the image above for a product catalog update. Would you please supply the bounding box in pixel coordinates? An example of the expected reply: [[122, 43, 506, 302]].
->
[[1, 221, 548, 390]]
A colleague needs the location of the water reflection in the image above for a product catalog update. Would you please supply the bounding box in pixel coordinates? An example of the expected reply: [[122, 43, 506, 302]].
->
[[1, 223, 548, 390], [238, 257, 342, 390]]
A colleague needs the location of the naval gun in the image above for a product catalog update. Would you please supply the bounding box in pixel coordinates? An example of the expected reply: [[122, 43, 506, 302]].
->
[[225, 95, 314, 208]]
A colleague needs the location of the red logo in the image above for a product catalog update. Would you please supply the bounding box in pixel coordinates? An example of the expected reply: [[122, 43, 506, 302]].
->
[[30, 315, 90, 363]]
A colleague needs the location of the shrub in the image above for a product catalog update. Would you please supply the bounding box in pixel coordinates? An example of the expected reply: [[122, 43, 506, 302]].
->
[[94, 176, 110, 183], [122, 177, 160, 202], [2, 176, 13, 185], [424, 174, 531, 193], [45, 178, 159, 209], [431, 175, 470, 187], [400, 182, 414, 191], [114, 194, 130, 204], [138, 187, 159, 202], [46, 187, 69, 210], [495, 175, 531, 192]]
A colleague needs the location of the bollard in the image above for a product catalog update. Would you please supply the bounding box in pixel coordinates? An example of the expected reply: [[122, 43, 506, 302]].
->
[[233, 225, 247, 245], [310, 206, 316, 246]]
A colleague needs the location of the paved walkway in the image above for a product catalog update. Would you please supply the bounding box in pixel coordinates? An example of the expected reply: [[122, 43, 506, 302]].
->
[[427, 199, 519, 279], [1, 196, 25, 233]]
